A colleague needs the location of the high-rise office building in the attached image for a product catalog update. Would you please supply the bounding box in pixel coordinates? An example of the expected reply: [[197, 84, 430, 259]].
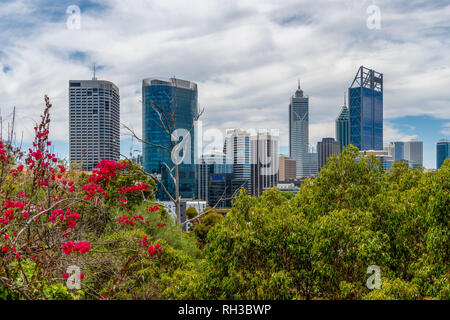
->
[[303, 152, 318, 177], [383, 142, 395, 158], [317, 137, 340, 170], [69, 79, 120, 171], [223, 129, 251, 195], [363, 150, 394, 171], [223, 129, 251, 180], [289, 81, 316, 178], [250, 131, 278, 196], [436, 139, 450, 169], [142, 77, 198, 200], [393, 139, 423, 168], [349, 66, 383, 151], [336, 95, 350, 151], [198, 148, 234, 208], [278, 155, 296, 182]]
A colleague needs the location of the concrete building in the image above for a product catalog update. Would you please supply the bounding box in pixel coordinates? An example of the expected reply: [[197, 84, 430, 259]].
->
[[317, 137, 340, 170], [278, 155, 296, 182], [223, 129, 251, 180], [69, 78, 120, 171], [250, 131, 278, 196], [223, 129, 252, 195]]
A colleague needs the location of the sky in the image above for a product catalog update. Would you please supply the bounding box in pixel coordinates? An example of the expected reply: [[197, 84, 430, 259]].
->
[[0, 0, 449, 169]]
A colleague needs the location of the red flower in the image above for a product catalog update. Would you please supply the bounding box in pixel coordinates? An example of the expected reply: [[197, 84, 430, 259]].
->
[[78, 273, 85, 280], [62, 241, 74, 255], [62, 273, 69, 279], [147, 243, 162, 257], [146, 205, 160, 212], [73, 241, 91, 254]]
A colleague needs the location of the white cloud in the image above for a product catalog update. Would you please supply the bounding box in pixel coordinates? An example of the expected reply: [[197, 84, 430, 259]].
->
[[384, 121, 418, 142], [0, 0, 449, 158], [441, 122, 450, 136]]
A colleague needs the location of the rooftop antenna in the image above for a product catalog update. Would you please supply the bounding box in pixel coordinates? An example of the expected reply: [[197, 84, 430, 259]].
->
[[92, 63, 97, 80], [298, 79, 301, 89]]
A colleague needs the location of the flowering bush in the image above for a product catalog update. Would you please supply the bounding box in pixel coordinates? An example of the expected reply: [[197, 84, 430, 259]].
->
[[0, 96, 174, 300]]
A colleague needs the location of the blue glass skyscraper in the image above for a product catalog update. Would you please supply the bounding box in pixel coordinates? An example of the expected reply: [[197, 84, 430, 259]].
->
[[436, 139, 450, 169], [142, 78, 198, 200], [349, 66, 383, 151]]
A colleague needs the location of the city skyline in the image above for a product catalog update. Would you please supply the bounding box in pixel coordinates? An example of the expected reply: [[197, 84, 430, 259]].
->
[[0, 1, 449, 169]]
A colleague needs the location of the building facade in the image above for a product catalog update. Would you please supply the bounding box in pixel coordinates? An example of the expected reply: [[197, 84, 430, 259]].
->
[[393, 139, 423, 168], [383, 142, 395, 158], [250, 132, 279, 196], [317, 137, 340, 170], [69, 79, 120, 171], [198, 148, 235, 208], [142, 78, 198, 200], [302, 152, 318, 177], [436, 139, 450, 169], [349, 66, 383, 151], [223, 129, 251, 180], [362, 150, 394, 171], [289, 82, 318, 178], [278, 155, 296, 182], [223, 128, 251, 195], [336, 102, 349, 151], [289, 82, 309, 178]]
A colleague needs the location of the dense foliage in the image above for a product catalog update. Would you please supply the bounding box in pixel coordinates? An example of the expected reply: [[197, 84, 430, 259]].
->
[[0, 98, 448, 300], [163, 147, 449, 300]]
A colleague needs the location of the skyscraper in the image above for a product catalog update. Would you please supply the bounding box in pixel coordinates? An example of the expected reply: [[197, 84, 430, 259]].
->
[[363, 150, 394, 171], [436, 139, 450, 169], [198, 148, 234, 208], [349, 66, 383, 151], [393, 139, 423, 168], [142, 77, 198, 200], [302, 152, 318, 178], [317, 137, 340, 170], [336, 95, 349, 151], [289, 81, 312, 178], [223, 129, 251, 180], [69, 79, 120, 171], [383, 142, 395, 158], [250, 131, 278, 196]]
